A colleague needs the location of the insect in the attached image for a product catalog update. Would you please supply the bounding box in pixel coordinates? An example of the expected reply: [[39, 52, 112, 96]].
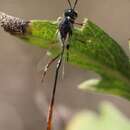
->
[[0, 0, 81, 130], [41, 0, 82, 130]]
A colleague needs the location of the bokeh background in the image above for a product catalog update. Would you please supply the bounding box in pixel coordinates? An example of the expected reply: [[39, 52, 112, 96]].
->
[[0, 0, 130, 130]]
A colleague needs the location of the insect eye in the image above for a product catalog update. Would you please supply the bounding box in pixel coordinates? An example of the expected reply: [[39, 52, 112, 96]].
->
[[64, 9, 71, 17], [68, 9, 72, 12]]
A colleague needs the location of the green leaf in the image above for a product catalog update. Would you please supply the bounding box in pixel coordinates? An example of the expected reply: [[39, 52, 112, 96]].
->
[[66, 102, 130, 130], [1, 12, 130, 100]]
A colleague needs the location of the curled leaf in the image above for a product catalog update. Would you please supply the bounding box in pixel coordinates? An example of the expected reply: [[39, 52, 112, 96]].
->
[[0, 12, 130, 100]]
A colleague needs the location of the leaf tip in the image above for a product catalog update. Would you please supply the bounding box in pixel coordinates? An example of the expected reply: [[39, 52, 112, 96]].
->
[[78, 78, 100, 91]]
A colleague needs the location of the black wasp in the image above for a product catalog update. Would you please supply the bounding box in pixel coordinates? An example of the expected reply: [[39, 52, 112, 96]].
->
[[42, 0, 82, 130]]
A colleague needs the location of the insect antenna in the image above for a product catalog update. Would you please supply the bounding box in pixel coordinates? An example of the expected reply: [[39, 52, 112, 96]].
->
[[67, 0, 72, 9], [73, 0, 78, 10]]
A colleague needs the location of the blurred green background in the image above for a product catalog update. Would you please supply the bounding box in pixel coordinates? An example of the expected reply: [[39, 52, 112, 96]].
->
[[0, 0, 130, 130]]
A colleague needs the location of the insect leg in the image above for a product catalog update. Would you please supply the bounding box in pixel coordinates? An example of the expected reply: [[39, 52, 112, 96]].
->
[[46, 39, 65, 130], [41, 54, 60, 83], [66, 32, 72, 62], [66, 43, 70, 62], [74, 22, 83, 26]]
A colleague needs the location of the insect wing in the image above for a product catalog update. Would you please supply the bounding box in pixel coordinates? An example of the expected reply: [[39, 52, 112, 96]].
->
[[36, 51, 53, 72]]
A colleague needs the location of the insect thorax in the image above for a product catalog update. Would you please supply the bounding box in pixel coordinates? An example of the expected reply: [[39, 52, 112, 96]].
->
[[59, 9, 78, 40]]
